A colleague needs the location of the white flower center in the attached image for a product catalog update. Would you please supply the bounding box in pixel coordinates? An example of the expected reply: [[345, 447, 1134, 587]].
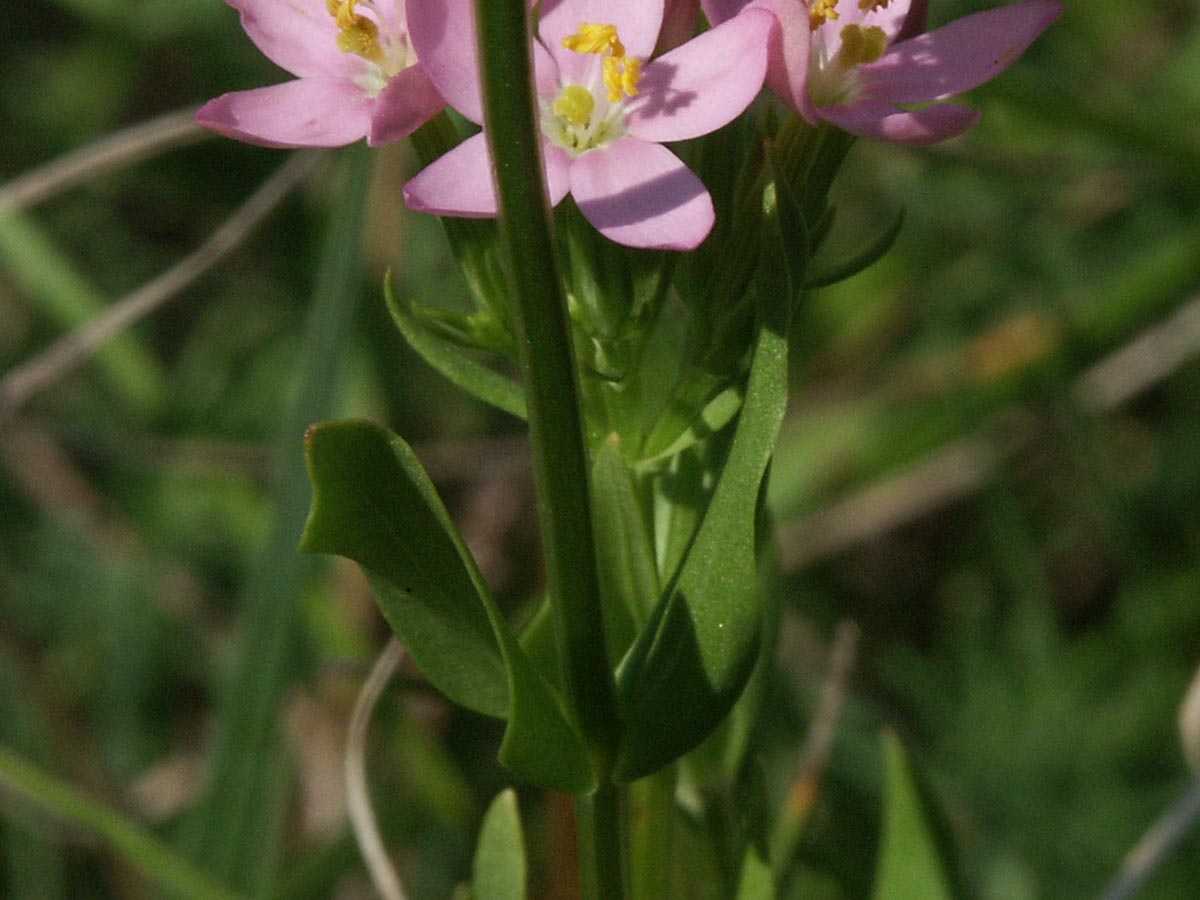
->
[[808, 21, 889, 107], [543, 83, 628, 156], [542, 23, 641, 156]]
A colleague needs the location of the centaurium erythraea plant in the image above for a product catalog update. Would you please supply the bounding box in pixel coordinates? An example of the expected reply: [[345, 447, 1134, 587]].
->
[[402, 0, 775, 250], [702, 0, 1062, 143], [196, 0, 444, 147]]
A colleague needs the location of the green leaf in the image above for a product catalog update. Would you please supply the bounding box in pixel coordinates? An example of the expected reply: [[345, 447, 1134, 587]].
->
[[612, 173, 800, 781], [385, 277, 526, 419], [872, 731, 954, 900], [303, 419, 508, 717], [592, 437, 660, 662], [613, 310, 790, 781], [302, 420, 594, 792], [639, 385, 744, 466], [0, 745, 243, 900], [805, 207, 905, 290], [735, 846, 776, 900], [472, 790, 526, 900]]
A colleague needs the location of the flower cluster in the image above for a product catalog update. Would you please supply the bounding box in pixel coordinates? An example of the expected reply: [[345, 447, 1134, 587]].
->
[[198, 0, 1061, 245]]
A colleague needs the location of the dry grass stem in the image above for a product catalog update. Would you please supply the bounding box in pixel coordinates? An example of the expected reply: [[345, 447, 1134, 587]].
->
[[345, 638, 409, 900], [0, 151, 323, 423], [0, 108, 207, 217]]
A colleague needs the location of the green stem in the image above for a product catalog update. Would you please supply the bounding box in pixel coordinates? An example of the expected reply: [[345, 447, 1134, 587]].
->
[[471, 0, 618, 767], [578, 781, 628, 900], [471, 2, 626, 895]]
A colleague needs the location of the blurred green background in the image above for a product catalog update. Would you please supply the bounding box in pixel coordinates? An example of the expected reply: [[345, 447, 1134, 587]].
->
[[2, 1, 1199, 897]]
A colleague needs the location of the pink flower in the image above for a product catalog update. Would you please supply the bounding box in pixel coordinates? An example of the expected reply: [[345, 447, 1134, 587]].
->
[[403, 0, 775, 250], [196, 0, 444, 148], [701, 0, 1062, 144]]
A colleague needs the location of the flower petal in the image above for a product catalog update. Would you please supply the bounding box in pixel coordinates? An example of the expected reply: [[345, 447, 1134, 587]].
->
[[227, 0, 359, 79], [699, 0, 746, 25], [407, 0, 484, 122], [819, 99, 980, 144], [627, 8, 772, 143], [541, 0, 665, 79], [864, 0, 1063, 104], [570, 139, 713, 250], [403, 132, 498, 216], [195, 78, 370, 147], [403, 132, 572, 217], [367, 65, 445, 146], [862, 0, 915, 42]]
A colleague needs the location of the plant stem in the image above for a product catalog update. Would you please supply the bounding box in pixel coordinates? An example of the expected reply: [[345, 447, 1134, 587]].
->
[[470, 0, 618, 768], [578, 781, 628, 900], [471, 2, 627, 894]]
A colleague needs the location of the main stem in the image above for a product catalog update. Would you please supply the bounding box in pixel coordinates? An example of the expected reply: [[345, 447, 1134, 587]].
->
[[470, 2, 625, 894]]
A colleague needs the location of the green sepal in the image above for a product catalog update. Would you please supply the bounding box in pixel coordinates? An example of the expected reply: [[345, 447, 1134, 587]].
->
[[472, 790, 526, 900], [302, 420, 594, 792], [592, 437, 660, 662], [805, 207, 905, 289], [385, 277, 526, 419], [872, 731, 957, 900]]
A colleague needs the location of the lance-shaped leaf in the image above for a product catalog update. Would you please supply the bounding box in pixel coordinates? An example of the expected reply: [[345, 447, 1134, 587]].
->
[[612, 170, 802, 782], [302, 420, 593, 792], [613, 316, 790, 780], [873, 731, 956, 900], [472, 790, 527, 900]]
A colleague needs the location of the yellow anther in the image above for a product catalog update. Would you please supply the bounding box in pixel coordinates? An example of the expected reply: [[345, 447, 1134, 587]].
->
[[836, 24, 887, 67], [858, 0, 891, 11], [327, 0, 362, 30], [809, 0, 839, 29], [563, 23, 626, 58], [602, 55, 641, 101]]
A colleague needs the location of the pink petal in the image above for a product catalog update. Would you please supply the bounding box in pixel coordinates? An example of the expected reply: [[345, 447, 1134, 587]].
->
[[699, 0, 747, 25], [861, 0, 915, 42], [541, 0, 665, 81], [195, 78, 370, 147], [407, 0, 484, 123], [819, 99, 981, 144], [864, 0, 1063, 104], [627, 9, 772, 143], [743, 0, 815, 120], [403, 133, 572, 217], [570, 139, 713, 250], [227, 0, 359, 79], [656, 0, 700, 54], [403, 132, 497, 216], [367, 65, 445, 146]]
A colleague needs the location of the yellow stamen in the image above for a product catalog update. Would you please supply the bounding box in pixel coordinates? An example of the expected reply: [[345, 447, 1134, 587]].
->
[[858, 0, 890, 11], [562, 23, 626, 58], [602, 55, 641, 101], [836, 24, 888, 67], [553, 84, 596, 127], [563, 22, 641, 100], [809, 0, 840, 30]]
